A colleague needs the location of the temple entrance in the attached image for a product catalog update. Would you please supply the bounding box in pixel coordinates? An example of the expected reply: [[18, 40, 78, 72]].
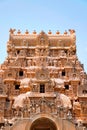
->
[[30, 117, 57, 130]]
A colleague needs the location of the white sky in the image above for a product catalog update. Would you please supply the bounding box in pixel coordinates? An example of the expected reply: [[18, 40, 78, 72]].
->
[[0, 0, 87, 72]]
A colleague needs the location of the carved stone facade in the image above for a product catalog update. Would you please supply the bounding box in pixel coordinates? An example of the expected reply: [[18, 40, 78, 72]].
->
[[0, 29, 87, 130]]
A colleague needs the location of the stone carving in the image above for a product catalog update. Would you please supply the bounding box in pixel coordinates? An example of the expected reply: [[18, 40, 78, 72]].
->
[[69, 29, 75, 34], [40, 37, 45, 45], [73, 100, 81, 117], [9, 28, 16, 34], [0, 29, 87, 130]]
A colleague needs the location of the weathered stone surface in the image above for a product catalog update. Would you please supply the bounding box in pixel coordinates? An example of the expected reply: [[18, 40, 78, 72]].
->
[[0, 29, 87, 130]]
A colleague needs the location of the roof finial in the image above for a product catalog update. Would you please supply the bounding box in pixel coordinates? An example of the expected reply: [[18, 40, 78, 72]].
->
[[48, 30, 52, 34], [64, 30, 68, 35], [33, 30, 37, 34], [9, 28, 16, 34], [17, 29, 21, 34], [56, 30, 60, 34], [69, 29, 75, 34], [25, 30, 29, 34]]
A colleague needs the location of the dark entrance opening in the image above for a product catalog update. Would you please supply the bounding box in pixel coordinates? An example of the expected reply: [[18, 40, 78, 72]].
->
[[19, 70, 23, 76], [62, 70, 65, 76], [15, 84, 20, 90], [40, 84, 45, 93], [30, 117, 57, 130], [64, 84, 69, 90]]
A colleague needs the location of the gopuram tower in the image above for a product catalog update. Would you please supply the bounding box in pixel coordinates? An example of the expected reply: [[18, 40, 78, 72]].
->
[[0, 29, 87, 130]]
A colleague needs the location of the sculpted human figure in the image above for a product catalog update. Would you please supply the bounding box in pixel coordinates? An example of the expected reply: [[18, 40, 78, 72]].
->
[[28, 60, 32, 66], [73, 99, 81, 117]]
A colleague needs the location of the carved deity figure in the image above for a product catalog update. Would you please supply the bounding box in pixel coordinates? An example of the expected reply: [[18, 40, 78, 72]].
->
[[40, 37, 45, 45], [73, 100, 81, 117], [28, 60, 32, 66]]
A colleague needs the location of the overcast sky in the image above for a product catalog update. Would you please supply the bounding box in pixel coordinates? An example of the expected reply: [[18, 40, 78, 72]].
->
[[0, 0, 87, 72]]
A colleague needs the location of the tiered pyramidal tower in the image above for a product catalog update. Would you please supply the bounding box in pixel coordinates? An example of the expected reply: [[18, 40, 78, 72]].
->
[[0, 29, 87, 130]]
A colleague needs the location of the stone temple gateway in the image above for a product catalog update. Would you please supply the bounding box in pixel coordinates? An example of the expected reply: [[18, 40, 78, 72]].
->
[[0, 29, 87, 130]]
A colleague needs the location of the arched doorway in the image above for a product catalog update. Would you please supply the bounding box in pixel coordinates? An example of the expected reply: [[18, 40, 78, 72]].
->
[[30, 117, 57, 130]]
